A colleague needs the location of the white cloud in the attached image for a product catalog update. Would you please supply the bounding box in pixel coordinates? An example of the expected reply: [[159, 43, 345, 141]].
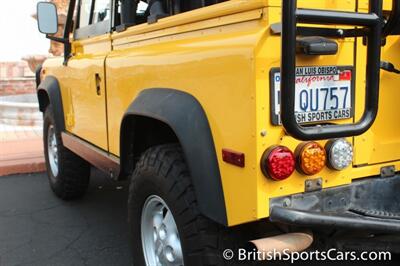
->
[[0, 0, 50, 61]]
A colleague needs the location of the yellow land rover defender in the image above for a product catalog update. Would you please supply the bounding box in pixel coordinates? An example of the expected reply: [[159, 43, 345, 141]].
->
[[36, 0, 400, 264]]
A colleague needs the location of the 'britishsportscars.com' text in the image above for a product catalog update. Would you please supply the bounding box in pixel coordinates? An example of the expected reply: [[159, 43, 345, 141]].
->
[[222, 248, 392, 263]]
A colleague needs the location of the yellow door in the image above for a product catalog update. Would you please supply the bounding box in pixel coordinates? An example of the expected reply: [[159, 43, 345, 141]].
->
[[354, 1, 400, 166], [66, 42, 109, 150], [65, 0, 112, 150]]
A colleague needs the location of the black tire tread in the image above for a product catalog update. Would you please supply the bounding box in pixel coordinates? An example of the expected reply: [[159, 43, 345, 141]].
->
[[43, 105, 90, 200], [128, 144, 228, 266]]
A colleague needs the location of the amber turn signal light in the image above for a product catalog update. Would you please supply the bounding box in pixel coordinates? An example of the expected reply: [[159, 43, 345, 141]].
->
[[296, 142, 326, 176]]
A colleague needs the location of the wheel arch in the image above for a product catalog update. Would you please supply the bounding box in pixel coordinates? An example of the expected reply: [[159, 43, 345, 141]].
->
[[37, 75, 65, 132], [120, 88, 227, 225]]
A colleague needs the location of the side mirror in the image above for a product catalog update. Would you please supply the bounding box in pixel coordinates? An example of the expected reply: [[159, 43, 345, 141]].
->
[[37, 2, 58, 35]]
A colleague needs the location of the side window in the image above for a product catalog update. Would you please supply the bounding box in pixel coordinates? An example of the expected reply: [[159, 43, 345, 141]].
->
[[92, 0, 111, 23], [75, 0, 112, 39], [114, 0, 228, 30], [137, 1, 149, 14], [114, 0, 149, 29], [136, 1, 149, 24], [79, 0, 92, 28]]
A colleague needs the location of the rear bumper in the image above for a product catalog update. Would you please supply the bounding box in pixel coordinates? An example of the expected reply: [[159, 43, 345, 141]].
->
[[269, 174, 400, 233]]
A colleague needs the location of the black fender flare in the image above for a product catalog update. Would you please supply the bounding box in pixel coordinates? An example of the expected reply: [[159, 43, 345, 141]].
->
[[120, 88, 227, 225], [37, 75, 66, 132]]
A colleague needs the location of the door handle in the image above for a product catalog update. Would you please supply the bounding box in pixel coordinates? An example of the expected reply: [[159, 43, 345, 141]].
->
[[95, 73, 101, 96]]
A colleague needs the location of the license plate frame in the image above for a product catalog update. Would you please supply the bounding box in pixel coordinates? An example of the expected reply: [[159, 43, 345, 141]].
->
[[270, 66, 355, 126]]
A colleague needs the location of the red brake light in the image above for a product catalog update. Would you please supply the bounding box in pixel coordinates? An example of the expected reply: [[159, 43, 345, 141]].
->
[[261, 146, 295, 181]]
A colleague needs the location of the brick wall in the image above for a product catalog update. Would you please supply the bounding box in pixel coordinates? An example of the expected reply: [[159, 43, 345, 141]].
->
[[0, 62, 33, 79], [0, 62, 35, 96], [52, 0, 68, 14], [0, 79, 36, 96], [0, 0, 68, 97]]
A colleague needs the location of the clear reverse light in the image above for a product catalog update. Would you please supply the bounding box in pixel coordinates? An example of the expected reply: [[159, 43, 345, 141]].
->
[[327, 139, 353, 170]]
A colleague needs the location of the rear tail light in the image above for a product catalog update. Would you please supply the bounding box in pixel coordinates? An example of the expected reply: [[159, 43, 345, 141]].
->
[[296, 142, 326, 175], [261, 146, 295, 181], [325, 139, 353, 170]]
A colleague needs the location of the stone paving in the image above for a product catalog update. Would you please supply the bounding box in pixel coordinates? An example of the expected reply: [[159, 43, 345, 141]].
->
[[0, 123, 45, 176]]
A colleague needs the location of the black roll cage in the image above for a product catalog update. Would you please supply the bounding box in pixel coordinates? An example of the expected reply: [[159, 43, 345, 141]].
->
[[383, 0, 400, 36], [280, 0, 384, 141], [279, 0, 400, 141]]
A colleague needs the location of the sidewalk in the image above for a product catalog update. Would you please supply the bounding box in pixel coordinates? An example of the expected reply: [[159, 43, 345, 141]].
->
[[0, 124, 45, 176]]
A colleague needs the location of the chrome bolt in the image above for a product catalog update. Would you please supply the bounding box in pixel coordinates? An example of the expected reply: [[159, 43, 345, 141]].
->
[[260, 130, 267, 137], [164, 246, 175, 262], [158, 224, 167, 240], [283, 198, 291, 207]]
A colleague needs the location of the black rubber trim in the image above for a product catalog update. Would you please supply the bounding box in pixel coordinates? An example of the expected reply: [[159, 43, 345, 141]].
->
[[37, 76, 66, 132], [270, 206, 400, 233], [296, 36, 338, 55], [35, 64, 42, 88], [120, 88, 227, 225]]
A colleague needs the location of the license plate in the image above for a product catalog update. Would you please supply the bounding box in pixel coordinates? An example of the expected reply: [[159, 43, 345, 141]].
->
[[270, 66, 354, 125]]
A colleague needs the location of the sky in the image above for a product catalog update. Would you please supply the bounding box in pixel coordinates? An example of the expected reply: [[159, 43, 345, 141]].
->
[[0, 0, 50, 61]]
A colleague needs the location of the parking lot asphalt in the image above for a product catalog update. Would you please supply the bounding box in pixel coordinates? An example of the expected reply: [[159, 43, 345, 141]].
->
[[1, 171, 400, 266], [0, 170, 132, 266]]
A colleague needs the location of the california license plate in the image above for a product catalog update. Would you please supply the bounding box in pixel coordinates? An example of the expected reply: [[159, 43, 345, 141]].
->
[[270, 66, 354, 125]]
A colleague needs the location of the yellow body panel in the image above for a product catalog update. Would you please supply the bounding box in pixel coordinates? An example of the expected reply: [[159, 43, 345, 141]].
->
[[45, 35, 111, 150], [354, 1, 400, 165], [354, 35, 400, 165], [42, 0, 400, 226]]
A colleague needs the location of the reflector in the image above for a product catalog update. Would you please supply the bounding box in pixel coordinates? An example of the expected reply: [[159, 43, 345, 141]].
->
[[222, 149, 245, 168]]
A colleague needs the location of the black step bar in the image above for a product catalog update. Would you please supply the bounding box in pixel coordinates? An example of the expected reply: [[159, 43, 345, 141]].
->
[[270, 174, 400, 233], [270, 207, 400, 233], [280, 0, 383, 140]]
